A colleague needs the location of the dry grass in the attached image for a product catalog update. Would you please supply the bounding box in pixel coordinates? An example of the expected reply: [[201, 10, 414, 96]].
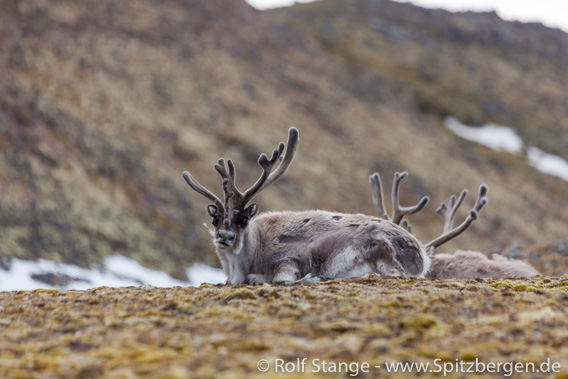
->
[[1, 277, 567, 378]]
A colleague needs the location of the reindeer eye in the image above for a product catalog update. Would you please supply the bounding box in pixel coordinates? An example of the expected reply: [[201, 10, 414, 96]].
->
[[240, 218, 249, 226], [212, 217, 220, 227]]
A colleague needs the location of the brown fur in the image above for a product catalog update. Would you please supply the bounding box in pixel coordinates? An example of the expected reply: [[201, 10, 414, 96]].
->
[[213, 210, 430, 284], [186, 128, 430, 284], [427, 250, 540, 279]]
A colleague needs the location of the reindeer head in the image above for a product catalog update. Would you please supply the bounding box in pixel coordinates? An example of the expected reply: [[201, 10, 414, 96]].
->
[[182, 127, 299, 252]]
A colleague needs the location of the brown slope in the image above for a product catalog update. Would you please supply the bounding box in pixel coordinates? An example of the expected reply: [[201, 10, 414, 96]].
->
[[271, 0, 568, 159], [0, 0, 566, 280]]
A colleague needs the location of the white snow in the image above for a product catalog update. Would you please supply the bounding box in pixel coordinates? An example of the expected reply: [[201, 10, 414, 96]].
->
[[0, 255, 226, 292], [445, 117, 568, 183], [444, 117, 524, 154], [527, 146, 568, 182], [187, 262, 227, 286]]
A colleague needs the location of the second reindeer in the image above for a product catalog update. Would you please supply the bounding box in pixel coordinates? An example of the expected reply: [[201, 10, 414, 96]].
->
[[369, 171, 539, 278], [183, 127, 431, 284]]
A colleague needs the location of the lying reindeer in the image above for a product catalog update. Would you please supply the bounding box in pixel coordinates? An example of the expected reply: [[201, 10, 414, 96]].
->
[[368, 172, 539, 278], [183, 128, 432, 284]]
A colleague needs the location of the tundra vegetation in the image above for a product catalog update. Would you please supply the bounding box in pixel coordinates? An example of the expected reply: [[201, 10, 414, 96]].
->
[[0, 277, 567, 378], [0, 1, 567, 377]]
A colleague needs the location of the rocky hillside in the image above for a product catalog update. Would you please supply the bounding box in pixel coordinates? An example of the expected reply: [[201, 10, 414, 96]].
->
[[1, 0, 567, 280], [273, 0, 568, 159]]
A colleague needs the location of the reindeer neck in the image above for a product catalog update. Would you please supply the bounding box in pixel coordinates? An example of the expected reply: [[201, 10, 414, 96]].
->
[[216, 224, 259, 284]]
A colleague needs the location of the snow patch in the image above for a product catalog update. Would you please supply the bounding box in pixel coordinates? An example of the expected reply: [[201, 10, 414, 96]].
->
[[444, 117, 524, 154], [0, 255, 226, 291], [187, 263, 227, 286], [445, 117, 568, 183], [527, 146, 568, 182]]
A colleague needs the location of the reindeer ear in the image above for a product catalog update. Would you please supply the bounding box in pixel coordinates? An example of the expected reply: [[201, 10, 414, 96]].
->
[[245, 203, 259, 218], [207, 204, 218, 217]]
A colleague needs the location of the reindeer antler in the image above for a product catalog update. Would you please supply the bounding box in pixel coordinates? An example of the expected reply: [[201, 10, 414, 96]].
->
[[183, 127, 299, 212], [424, 185, 488, 249], [369, 171, 488, 248], [182, 171, 224, 209], [369, 171, 429, 231], [214, 127, 299, 210]]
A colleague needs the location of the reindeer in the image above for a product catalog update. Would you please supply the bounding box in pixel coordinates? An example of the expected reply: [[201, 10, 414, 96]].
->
[[428, 250, 539, 278], [368, 172, 539, 278], [182, 127, 431, 284]]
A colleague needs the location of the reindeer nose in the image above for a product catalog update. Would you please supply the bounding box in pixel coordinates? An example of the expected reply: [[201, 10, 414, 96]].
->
[[217, 229, 235, 243]]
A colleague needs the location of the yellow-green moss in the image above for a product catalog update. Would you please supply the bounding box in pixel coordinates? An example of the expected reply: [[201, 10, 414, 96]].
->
[[1, 276, 567, 378]]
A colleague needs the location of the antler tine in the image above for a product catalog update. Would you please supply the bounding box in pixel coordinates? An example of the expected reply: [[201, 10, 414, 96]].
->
[[241, 143, 284, 198], [214, 158, 233, 192], [182, 171, 223, 209], [214, 158, 242, 211], [256, 127, 299, 191], [401, 219, 412, 233], [214, 158, 229, 179], [369, 172, 390, 220], [391, 171, 430, 225], [474, 184, 489, 212], [425, 184, 489, 249], [436, 190, 467, 234], [239, 126, 300, 206]]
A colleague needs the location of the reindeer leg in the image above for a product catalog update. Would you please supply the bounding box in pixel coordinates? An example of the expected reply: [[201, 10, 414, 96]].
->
[[247, 274, 269, 285], [294, 273, 322, 283], [273, 261, 301, 284]]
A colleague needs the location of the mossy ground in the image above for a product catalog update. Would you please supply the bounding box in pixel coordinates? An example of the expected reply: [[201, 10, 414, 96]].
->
[[1, 276, 567, 378]]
